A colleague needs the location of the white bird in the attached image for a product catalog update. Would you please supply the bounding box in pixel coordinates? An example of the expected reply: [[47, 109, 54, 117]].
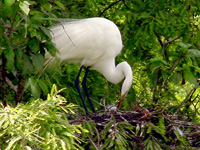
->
[[45, 17, 133, 115]]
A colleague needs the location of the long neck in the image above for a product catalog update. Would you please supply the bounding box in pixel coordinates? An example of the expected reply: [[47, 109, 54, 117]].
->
[[92, 59, 133, 96], [92, 59, 125, 84]]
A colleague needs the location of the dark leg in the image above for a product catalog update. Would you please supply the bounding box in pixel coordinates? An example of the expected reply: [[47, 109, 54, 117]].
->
[[82, 67, 96, 113], [75, 65, 89, 115]]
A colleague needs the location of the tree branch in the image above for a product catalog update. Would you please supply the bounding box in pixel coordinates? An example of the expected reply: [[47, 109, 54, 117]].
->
[[184, 131, 200, 137], [164, 34, 183, 45], [152, 69, 161, 102], [99, 0, 121, 16], [1, 53, 7, 107], [121, 0, 134, 12], [158, 56, 183, 96], [156, 33, 183, 58], [0, 72, 18, 93], [173, 86, 197, 116], [16, 72, 25, 104]]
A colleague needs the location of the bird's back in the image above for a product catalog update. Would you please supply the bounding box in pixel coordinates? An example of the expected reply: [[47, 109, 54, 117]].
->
[[45, 17, 123, 67]]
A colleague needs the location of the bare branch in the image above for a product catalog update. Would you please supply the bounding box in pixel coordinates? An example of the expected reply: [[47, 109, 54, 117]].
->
[[0, 72, 18, 93], [173, 86, 197, 116], [1, 53, 7, 107], [164, 34, 183, 45], [184, 131, 200, 137], [6, 77, 17, 92], [121, 0, 134, 12], [89, 136, 99, 150], [158, 56, 183, 96], [99, 0, 121, 16]]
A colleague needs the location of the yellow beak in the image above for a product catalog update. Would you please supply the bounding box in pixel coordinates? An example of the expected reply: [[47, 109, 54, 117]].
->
[[117, 95, 126, 111]]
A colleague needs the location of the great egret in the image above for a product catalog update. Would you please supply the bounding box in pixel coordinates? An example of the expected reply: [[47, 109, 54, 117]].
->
[[45, 17, 133, 115]]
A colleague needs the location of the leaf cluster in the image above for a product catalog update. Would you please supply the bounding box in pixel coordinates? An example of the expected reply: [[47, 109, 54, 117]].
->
[[77, 108, 200, 150], [1, 0, 200, 149], [0, 85, 86, 150]]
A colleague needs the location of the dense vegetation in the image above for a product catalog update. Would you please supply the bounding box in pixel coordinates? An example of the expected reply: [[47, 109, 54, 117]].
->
[[0, 0, 200, 149]]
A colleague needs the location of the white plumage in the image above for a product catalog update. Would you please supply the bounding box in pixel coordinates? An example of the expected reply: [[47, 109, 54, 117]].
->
[[45, 17, 133, 113]]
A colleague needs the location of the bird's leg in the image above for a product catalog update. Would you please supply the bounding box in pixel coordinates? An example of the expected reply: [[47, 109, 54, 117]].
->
[[82, 67, 96, 113], [75, 65, 89, 115]]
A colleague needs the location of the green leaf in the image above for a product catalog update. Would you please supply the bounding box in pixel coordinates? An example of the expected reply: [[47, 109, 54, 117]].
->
[[54, 1, 65, 10], [41, 2, 52, 11], [4, 0, 15, 9], [29, 78, 41, 98], [158, 116, 166, 135], [50, 84, 57, 96], [154, 142, 163, 150], [135, 124, 140, 136], [188, 49, 200, 57], [19, 1, 30, 15], [184, 70, 198, 86], [23, 54, 34, 75], [170, 72, 182, 84], [31, 53, 45, 73], [60, 139, 67, 150], [147, 126, 152, 134], [45, 43, 57, 57], [28, 38, 40, 53], [5, 136, 22, 150], [3, 45, 15, 72], [0, 113, 7, 127], [25, 146, 32, 150], [83, 122, 94, 135], [178, 42, 191, 49], [173, 126, 189, 145], [38, 79, 49, 94]]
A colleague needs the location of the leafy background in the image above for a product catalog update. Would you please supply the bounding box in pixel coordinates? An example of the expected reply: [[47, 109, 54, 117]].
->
[[0, 0, 200, 149]]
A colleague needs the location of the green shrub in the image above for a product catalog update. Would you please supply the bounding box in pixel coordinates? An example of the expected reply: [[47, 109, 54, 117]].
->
[[0, 85, 87, 150]]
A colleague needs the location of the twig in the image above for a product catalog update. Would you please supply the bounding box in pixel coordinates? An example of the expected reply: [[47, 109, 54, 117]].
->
[[151, 64, 163, 74], [158, 56, 183, 96], [155, 32, 165, 57], [191, 96, 200, 116], [119, 113, 129, 122], [152, 70, 160, 101], [155, 33, 184, 97], [89, 136, 99, 150], [7, 12, 18, 39], [184, 131, 200, 137], [156, 33, 183, 58], [99, 0, 121, 16], [194, 97, 200, 111], [6, 77, 17, 92], [94, 126, 100, 149], [173, 86, 197, 116], [164, 34, 183, 45], [121, 0, 134, 12], [0, 72, 17, 92]]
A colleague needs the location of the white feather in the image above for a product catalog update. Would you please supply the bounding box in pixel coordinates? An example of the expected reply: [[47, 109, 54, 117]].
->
[[45, 17, 133, 96]]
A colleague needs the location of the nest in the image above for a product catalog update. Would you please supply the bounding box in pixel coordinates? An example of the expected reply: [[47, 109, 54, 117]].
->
[[70, 102, 200, 148]]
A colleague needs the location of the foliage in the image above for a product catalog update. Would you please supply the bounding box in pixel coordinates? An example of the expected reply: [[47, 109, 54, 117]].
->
[[1, 0, 200, 149], [0, 0, 59, 105], [79, 110, 200, 150], [0, 85, 86, 150]]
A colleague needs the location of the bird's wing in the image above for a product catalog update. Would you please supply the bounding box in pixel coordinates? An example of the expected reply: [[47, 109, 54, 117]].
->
[[47, 18, 123, 66]]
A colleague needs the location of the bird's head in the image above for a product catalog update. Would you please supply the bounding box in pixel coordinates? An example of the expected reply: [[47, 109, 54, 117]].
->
[[120, 61, 133, 97], [117, 61, 133, 110]]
